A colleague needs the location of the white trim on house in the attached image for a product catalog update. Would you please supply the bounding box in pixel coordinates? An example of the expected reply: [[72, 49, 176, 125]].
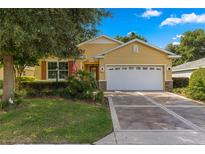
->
[[173, 66, 205, 72], [46, 60, 68, 81], [104, 64, 167, 81], [172, 70, 193, 78], [168, 55, 181, 58], [77, 35, 123, 47], [95, 38, 178, 58], [105, 64, 164, 90]]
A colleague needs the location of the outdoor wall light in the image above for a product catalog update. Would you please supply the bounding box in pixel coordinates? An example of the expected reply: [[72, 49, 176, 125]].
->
[[100, 66, 105, 72]]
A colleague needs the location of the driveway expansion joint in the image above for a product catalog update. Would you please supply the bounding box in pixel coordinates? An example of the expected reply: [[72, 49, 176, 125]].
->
[[138, 92, 205, 132], [96, 92, 205, 144]]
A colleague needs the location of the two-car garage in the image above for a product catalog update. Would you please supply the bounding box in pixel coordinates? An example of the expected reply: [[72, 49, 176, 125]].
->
[[106, 65, 164, 91]]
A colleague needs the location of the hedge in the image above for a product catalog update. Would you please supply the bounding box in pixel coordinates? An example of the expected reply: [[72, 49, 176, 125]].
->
[[173, 77, 189, 88], [189, 68, 205, 100], [21, 81, 69, 90]]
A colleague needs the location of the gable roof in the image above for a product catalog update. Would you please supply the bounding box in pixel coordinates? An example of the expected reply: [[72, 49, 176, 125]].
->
[[77, 35, 123, 47], [173, 58, 205, 72], [95, 38, 180, 58]]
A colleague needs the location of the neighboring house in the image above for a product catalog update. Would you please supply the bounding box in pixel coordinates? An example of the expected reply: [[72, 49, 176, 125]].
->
[[172, 58, 205, 78], [0, 35, 180, 91]]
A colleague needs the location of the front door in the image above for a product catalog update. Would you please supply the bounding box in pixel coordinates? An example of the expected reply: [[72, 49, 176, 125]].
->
[[89, 66, 99, 80]]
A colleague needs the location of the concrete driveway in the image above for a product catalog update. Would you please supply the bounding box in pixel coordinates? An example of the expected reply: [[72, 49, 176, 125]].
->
[[95, 91, 205, 145]]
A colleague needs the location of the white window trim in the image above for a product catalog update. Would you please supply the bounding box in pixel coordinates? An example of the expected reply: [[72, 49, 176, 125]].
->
[[47, 60, 68, 81]]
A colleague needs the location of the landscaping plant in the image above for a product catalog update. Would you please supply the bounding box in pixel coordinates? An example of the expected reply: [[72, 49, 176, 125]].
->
[[189, 68, 205, 101], [63, 71, 104, 102]]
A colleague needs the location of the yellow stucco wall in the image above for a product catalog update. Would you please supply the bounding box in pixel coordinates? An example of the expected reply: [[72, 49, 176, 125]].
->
[[99, 41, 172, 81], [79, 43, 120, 60], [33, 37, 173, 82], [35, 63, 42, 80]]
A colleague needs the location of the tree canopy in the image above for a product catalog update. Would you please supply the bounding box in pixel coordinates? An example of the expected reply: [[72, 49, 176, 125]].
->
[[115, 32, 147, 43], [0, 9, 110, 58], [0, 8, 111, 102], [166, 29, 205, 66]]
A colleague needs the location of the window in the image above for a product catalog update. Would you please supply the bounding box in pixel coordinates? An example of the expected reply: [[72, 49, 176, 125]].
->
[[115, 67, 120, 70], [136, 67, 141, 70], [129, 67, 134, 70], [48, 62, 57, 79], [149, 67, 155, 70], [122, 67, 127, 70], [48, 61, 68, 80], [143, 67, 148, 70], [156, 67, 161, 70]]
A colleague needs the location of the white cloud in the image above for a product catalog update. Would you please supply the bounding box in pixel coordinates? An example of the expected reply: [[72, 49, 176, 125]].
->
[[176, 34, 183, 38], [160, 13, 205, 27], [172, 41, 180, 45], [141, 9, 162, 19], [127, 31, 135, 36], [172, 34, 183, 40]]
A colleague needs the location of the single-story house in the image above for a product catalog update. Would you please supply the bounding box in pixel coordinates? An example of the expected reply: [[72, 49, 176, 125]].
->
[[0, 35, 180, 91], [172, 58, 205, 78]]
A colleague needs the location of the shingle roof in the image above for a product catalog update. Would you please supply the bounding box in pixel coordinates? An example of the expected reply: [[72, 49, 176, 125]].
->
[[172, 58, 205, 72]]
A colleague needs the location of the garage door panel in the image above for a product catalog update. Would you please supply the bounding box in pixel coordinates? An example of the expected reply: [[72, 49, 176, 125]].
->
[[106, 66, 163, 90]]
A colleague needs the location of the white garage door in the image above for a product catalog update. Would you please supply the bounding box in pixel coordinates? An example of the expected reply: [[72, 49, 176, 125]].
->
[[106, 65, 163, 90]]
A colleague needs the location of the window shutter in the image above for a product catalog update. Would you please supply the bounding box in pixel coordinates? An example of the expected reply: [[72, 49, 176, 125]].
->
[[68, 61, 73, 76], [41, 61, 47, 80]]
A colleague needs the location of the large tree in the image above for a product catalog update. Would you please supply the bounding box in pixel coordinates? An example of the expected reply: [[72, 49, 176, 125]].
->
[[165, 43, 181, 66], [115, 32, 147, 43], [166, 29, 205, 66], [0, 9, 110, 102]]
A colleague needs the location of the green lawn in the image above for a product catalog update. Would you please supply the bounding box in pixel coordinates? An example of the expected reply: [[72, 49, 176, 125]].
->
[[0, 89, 2, 97], [0, 99, 112, 144]]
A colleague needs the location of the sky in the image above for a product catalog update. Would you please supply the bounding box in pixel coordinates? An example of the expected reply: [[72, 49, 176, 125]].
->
[[97, 8, 205, 48]]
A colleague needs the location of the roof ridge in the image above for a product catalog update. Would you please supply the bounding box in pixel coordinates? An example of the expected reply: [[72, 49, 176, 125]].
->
[[77, 35, 123, 47], [173, 57, 205, 68], [96, 38, 177, 57]]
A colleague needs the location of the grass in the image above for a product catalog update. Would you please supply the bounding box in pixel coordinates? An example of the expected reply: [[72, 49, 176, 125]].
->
[[0, 98, 112, 144]]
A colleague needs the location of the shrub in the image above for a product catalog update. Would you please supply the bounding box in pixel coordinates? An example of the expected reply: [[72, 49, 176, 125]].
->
[[16, 76, 35, 82], [0, 80, 3, 89], [94, 90, 104, 103], [173, 77, 189, 88], [172, 87, 189, 96], [189, 68, 205, 100], [26, 88, 64, 97], [16, 76, 36, 90], [21, 81, 68, 97], [22, 81, 68, 90], [62, 70, 102, 101]]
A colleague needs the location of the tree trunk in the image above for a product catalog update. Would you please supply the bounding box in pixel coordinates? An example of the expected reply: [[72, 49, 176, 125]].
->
[[2, 55, 15, 102]]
